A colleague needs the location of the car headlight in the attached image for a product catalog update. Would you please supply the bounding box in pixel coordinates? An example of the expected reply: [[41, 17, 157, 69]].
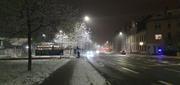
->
[[86, 51, 94, 57], [96, 50, 100, 54]]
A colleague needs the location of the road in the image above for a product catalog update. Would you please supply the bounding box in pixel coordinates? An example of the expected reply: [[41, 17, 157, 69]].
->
[[87, 53, 180, 85]]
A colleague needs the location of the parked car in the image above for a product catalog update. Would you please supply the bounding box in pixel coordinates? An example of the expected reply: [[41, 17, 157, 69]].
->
[[120, 50, 126, 55]]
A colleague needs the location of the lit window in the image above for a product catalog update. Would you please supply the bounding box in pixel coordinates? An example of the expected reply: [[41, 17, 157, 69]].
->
[[155, 34, 162, 40]]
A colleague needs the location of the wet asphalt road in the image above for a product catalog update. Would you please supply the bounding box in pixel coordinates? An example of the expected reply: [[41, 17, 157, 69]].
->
[[87, 53, 180, 85]]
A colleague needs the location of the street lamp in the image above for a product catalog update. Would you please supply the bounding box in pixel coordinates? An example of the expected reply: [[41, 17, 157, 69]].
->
[[25, 45, 29, 49], [83, 16, 91, 50], [84, 16, 90, 22], [139, 42, 144, 46], [139, 41, 144, 54], [116, 31, 128, 52], [119, 32, 123, 36], [59, 30, 63, 33], [42, 34, 46, 38]]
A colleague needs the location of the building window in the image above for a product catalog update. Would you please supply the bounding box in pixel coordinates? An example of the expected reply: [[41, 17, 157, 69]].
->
[[155, 23, 161, 30], [0, 40, 3, 48], [155, 34, 162, 40], [167, 32, 172, 40]]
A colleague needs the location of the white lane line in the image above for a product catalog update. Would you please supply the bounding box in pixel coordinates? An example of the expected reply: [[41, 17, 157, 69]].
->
[[161, 61, 169, 64], [148, 64, 180, 67], [169, 63, 180, 66], [105, 80, 111, 85], [121, 67, 139, 74], [164, 68, 180, 73], [158, 80, 173, 85], [97, 62, 104, 67]]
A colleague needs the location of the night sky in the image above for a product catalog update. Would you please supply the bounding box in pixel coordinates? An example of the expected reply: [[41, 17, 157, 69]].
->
[[82, 0, 179, 44]]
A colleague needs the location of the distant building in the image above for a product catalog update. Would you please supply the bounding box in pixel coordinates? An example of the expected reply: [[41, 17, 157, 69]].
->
[[126, 8, 180, 55], [127, 31, 146, 54], [0, 37, 27, 58], [0, 37, 5, 49]]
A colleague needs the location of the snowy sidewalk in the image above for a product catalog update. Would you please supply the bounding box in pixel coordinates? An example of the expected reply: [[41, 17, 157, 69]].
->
[[70, 58, 107, 85], [40, 58, 107, 85]]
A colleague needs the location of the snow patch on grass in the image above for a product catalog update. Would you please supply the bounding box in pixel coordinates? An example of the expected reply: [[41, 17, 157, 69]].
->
[[0, 59, 70, 85]]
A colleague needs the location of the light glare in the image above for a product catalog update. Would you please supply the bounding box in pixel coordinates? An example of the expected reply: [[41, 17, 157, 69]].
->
[[119, 32, 123, 36], [25, 45, 29, 49], [139, 42, 144, 46], [84, 16, 90, 22]]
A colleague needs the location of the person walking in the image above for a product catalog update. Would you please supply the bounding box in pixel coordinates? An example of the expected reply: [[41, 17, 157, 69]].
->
[[77, 50, 80, 58], [76, 46, 80, 58]]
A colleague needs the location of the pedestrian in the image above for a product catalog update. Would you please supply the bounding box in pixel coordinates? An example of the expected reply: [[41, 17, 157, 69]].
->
[[77, 50, 80, 58], [76, 46, 80, 58]]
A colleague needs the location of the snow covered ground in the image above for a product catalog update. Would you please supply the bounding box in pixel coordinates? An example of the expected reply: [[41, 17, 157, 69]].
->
[[0, 59, 70, 85], [70, 58, 107, 85]]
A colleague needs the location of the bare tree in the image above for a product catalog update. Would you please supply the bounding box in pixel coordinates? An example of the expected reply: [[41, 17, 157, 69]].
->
[[0, 0, 81, 71]]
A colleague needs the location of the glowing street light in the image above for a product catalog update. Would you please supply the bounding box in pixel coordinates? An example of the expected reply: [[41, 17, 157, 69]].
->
[[119, 32, 123, 36], [139, 42, 144, 46], [42, 34, 46, 38], [25, 45, 29, 49], [84, 16, 90, 22], [59, 30, 63, 33], [105, 41, 109, 44]]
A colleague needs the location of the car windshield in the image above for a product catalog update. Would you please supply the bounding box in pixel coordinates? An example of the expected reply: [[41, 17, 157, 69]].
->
[[0, 0, 180, 85]]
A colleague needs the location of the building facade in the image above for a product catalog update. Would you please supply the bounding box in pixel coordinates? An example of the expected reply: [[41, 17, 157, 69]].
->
[[126, 9, 180, 55]]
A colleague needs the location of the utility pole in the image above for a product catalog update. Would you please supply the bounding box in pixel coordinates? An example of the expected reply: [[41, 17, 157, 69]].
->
[[25, 0, 32, 71]]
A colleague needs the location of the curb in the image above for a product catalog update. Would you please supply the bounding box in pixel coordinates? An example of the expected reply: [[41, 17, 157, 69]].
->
[[0, 57, 72, 60]]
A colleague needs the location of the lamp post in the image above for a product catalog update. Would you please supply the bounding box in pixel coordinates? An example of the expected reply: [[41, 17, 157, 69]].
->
[[42, 33, 46, 42], [83, 16, 91, 51], [139, 41, 144, 54], [118, 32, 124, 51], [116, 31, 129, 53]]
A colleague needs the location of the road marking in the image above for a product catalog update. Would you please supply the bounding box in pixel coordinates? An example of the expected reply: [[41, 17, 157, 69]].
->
[[169, 63, 180, 66], [161, 61, 169, 64], [165, 68, 180, 73], [148, 64, 180, 67], [105, 80, 111, 85], [158, 80, 173, 85], [121, 67, 139, 74], [97, 62, 105, 67]]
